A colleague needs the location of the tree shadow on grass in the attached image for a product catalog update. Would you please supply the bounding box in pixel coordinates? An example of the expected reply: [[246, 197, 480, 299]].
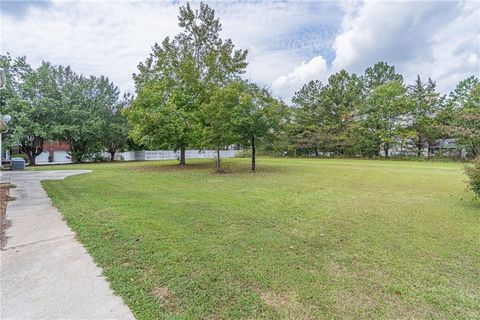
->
[[129, 160, 287, 175]]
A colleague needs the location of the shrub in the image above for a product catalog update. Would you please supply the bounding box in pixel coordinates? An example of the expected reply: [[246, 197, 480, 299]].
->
[[465, 156, 480, 198]]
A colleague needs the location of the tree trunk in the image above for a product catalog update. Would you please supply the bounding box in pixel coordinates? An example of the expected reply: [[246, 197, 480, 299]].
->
[[216, 147, 220, 173], [22, 137, 45, 166], [314, 147, 319, 157], [110, 151, 115, 162], [20, 146, 36, 166], [417, 138, 422, 157], [26, 151, 36, 166], [179, 148, 186, 165], [384, 143, 389, 158], [251, 136, 256, 172]]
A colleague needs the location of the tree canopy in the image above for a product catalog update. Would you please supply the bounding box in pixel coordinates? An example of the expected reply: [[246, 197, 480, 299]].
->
[[0, 54, 128, 164], [127, 2, 248, 164]]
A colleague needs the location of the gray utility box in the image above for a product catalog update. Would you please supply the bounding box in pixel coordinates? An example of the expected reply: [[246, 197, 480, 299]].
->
[[11, 157, 25, 171]]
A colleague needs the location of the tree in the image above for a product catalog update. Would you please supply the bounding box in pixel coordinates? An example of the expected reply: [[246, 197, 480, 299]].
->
[[291, 80, 324, 156], [465, 156, 480, 198], [201, 82, 239, 172], [451, 80, 480, 157], [407, 76, 442, 156], [128, 2, 247, 165], [360, 81, 412, 157], [0, 57, 61, 165], [1, 54, 124, 164], [230, 82, 285, 172], [102, 94, 131, 161], [320, 70, 364, 154], [290, 71, 364, 157], [127, 62, 203, 165], [449, 76, 479, 109], [362, 61, 403, 93], [58, 74, 121, 162], [356, 62, 405, 157]]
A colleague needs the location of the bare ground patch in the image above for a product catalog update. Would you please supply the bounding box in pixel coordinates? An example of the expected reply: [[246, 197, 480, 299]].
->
[[151, 285, 185, 314], [152, 286, 172, 304], [255, 288, 310, 319]]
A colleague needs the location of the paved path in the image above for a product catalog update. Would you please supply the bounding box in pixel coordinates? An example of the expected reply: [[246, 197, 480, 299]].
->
[[0, 170, 135, 320]]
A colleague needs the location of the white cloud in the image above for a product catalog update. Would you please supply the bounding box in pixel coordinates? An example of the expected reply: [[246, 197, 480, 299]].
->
[[1, 0, 478, 102], [270, 0, 479, 104], [1, 1, 181, 93], [271, 56, 328, 100], [1, 1, 341, 98], [331, 0, 480, 93]]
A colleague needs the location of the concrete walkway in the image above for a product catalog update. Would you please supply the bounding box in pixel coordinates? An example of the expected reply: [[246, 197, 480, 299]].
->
[[0, 170, 135, 320]]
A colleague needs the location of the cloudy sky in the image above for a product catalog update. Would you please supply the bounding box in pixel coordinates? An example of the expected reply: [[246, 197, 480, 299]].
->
[[1, 0, 479, 102]]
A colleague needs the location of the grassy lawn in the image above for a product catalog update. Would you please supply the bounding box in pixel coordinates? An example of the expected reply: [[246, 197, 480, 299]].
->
[[39, 158, 479, 319]]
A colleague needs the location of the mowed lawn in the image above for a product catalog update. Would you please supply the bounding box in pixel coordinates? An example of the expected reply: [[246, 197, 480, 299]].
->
[[39, 158, 479, 319]]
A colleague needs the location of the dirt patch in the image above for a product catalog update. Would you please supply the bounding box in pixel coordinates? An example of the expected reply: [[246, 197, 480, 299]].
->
[[151, 285, 186, 315], [152, 286, 172, 304], [255, 288, 310, 319], [0, 182, 15, 249]]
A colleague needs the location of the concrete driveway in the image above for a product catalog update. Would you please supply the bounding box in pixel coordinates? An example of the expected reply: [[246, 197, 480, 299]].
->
[[0, 170, 135, 320]]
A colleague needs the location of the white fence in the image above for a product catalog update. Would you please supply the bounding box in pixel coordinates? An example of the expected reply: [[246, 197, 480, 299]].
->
[[144, 149, 235, 161], [122, 149, 236, 161], [33, 149, 236, 164]]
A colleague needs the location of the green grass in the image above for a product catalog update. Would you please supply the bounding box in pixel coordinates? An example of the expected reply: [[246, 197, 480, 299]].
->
[[39, 158, 479, 319]]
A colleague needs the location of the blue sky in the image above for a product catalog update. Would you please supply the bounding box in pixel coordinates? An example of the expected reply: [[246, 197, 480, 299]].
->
[[1, 0, 479, 102]]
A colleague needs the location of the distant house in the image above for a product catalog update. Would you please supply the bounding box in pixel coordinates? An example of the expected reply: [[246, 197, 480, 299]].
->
[[428, 139, 461, 158], [379, 138, 465, 158], [7, 141, 72, 165], [35, 142, 72, 164]]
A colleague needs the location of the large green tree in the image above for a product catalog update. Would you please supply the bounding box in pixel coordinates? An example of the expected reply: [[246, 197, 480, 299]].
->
[[291, 80, 324, 156], [128, 2, 247, 165], [0, 56, 61, 165], [362, 61, 403, 93], [102, 94, 131, 161], [1, 54, 125, 164], [451, 78, 480, 157], [230, 82, 285, 172], [354, 62, 405, 157], [360, 81, 412, 157], [57, 74, 121, 162], [320, 70, 364, 154], [449, 76, 479, 109], [201, 82, 240, 172], [407, 76, 443, 156], [291, 71, 364, 156]]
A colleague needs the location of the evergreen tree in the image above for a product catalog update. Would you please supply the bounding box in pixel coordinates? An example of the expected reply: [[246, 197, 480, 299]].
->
[[407, 76, 442, 156], [291, 80, 324, 156]]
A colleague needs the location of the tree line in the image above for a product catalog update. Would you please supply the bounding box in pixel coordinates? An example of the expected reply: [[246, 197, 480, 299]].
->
[[0, 2, 478, 171], [280, 65, 479, 159], [126, 2, 479, 170]]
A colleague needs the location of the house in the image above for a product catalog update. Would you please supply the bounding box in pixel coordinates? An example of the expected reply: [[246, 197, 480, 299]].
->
[[6, 141, 72, 165], [35, 142, 72, 164], [428, 139, 462, 158], [379, 138, 465, 158]]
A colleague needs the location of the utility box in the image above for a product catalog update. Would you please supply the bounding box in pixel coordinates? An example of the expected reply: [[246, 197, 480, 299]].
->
[[11, 157, 25, 171]]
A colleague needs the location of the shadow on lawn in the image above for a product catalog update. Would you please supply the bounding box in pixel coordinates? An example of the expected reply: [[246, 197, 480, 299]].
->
[[129, 160, 287, 175]]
